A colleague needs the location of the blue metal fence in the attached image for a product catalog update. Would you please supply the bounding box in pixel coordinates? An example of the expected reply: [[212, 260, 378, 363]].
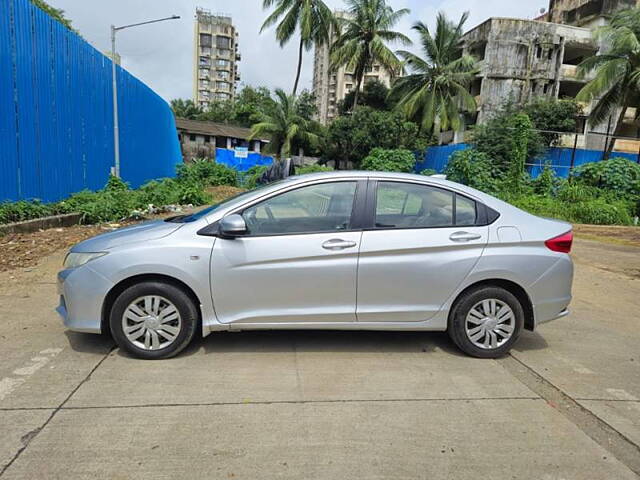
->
[[215, 148, 274, 172], [417, 143, 640, 178], [0, 0, 181, 203]]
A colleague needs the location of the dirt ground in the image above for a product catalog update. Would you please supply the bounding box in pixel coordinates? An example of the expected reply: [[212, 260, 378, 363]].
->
[[574, 224, 640, 247]]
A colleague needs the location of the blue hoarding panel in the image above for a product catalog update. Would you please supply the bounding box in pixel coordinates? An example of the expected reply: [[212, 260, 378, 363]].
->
[[0, 0, 181, 202]]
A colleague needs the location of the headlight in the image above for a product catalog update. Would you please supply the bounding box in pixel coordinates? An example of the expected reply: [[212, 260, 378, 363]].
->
[[63, 252, 108, 269]]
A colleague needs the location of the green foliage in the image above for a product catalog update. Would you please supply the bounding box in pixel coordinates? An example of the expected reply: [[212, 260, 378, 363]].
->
[[176, 159, 238, 187], [391, 12, 477, 133], [250, 89, 319, 159], [296, 164, 334, 175], [241, 166, 269, 189], [30, 0, 75, 32], [339, 80, 392, 114], [444, 149, 498, 194], [170, 99, 202, 120], [572, 157, 640, 196], [523, 98, 581, 147], [330, 0, 410, 110], [324, 107, 434, 168], [472, 105, 544, 176], [361, 148, 416, 173], [419, 168, 437, 176], [506, 113, 532, 193], [532, 164, 560, 196], [261, 0, 336, 94], [577, 7, 640, 159], [0, 200, 60, 224], [104, 175, 129, 192]]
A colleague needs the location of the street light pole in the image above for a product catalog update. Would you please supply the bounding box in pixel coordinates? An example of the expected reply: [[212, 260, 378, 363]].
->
[[110, 15, 180, 178]]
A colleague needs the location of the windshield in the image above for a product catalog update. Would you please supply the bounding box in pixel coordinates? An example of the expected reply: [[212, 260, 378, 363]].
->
[[166, 181, 286, 223]]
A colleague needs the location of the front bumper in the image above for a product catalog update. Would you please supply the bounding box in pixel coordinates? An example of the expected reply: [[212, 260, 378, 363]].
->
[[56, 265, 114, 334]]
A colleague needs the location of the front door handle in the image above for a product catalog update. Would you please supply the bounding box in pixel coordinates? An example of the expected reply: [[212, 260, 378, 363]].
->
[[322, 239, 357, 250], [449, 231, 482, 242]]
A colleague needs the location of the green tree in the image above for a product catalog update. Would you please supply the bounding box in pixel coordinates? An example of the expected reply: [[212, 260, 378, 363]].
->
[[472, 103, 544, 177], [324, 106, 433, 169], [31, 0, 75, 32], [339, 79, 391, 114], [361, 148, 416, 172], [523, 98, 581, 147], [331, 0, 411, 110], [391, 12, 477, 134], [233, 86, 276, 127], [577, 7, 640, 159], [170, 99, 203, 120], [507, 113, 533, 193], [249, 89, 319, 159], [261, 0, 336, 95]]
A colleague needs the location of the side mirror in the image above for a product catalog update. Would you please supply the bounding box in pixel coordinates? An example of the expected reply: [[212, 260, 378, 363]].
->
[[218, 214, 247, 238]]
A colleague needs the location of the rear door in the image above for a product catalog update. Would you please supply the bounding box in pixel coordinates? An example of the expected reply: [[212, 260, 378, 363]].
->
[[356, 180, 488, 322]]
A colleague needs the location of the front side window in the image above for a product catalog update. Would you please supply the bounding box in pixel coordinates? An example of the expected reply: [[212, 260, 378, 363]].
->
[[375, 182, 476, 229], [242, 182, 357, 236]]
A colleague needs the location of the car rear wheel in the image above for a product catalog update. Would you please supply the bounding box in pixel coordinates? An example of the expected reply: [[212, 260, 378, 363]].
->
[[448, 286, 524, 359], [109, 281, 198, 360]]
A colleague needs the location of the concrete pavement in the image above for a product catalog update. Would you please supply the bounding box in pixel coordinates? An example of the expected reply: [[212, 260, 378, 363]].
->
[[0, 239, 638, 479]]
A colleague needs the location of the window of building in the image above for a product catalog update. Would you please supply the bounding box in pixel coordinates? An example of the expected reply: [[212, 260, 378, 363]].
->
[[189, 134, 196, 142], [216, 59, 230, 68], [199, 33, 212, 47], [204, 135, 211, 143], [216, 36, 231, 49]]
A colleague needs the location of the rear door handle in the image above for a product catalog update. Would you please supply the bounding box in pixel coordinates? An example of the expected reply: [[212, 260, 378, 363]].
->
[[449, 231, 482, 242], [322, 239, 357, 250]]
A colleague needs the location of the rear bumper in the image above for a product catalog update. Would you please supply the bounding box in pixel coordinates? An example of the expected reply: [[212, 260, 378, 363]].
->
[[530, 255, 573, 330], [56, 266, 113, 334]]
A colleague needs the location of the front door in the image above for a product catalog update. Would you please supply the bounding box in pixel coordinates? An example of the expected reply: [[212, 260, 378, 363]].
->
[[357, 180, 488, 322], [211, 180, 363, 325]]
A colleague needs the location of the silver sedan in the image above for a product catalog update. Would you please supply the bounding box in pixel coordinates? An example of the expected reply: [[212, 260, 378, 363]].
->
[[57, 172, 573, 359]]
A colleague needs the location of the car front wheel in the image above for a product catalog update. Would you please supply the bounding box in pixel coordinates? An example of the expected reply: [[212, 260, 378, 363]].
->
[[109, 281, 198, 360], [448, 286, 524, 359]]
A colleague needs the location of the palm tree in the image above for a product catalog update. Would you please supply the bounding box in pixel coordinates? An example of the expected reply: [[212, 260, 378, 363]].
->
[[577, 7, 640, 159], [170, 99, 203, 119], [261, 0, 336, 95], [390, 12, 477, 134], [330, 0, 411, 110], [249, 89, 319, 159]]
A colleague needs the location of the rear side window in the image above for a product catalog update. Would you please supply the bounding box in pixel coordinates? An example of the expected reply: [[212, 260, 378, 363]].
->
[[374, 182, 479, 229], [455, 194, 477, 226], [375, 182, 454, 228]]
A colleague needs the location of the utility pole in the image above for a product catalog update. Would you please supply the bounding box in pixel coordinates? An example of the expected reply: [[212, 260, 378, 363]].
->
[[110, 15, 180, 178]]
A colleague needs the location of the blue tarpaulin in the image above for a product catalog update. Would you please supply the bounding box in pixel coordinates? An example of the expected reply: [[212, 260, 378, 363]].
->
[[416, 143, 640, 178], [215, 148, 274, 172]]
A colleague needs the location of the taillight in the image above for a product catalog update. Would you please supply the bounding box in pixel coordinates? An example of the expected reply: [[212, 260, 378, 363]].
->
[[545, 231, 573, 253]]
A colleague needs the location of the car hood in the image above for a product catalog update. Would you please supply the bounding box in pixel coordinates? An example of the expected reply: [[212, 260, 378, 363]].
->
[[71, 220, 182, 252]]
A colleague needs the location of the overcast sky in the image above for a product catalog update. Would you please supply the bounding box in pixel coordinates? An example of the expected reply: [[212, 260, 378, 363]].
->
[[47, 0, 547, 103]]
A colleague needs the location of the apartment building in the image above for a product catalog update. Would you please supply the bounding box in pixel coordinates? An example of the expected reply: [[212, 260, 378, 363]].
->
[[312, 11, 397, 125], [193, 8, 241, 109]]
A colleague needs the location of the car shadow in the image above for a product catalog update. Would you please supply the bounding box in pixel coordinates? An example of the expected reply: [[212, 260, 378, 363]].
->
[[512, 330, 549, 353], [196, 329, 468, 357], [64, 330, 114, 354]]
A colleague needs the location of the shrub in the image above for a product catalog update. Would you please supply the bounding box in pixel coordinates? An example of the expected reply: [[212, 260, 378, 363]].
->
[[361, 148, 416, 173], [104, 175, 129, 192], [572, 158, 640, 196], [419, 168, 437, 176], [240, 165, 269, 189], [176, 159, 238, 187], [444, 149, 498, 193], [532, 164, 560, 196], [296, 164, 334, 175], [0, 200, 57, 224]]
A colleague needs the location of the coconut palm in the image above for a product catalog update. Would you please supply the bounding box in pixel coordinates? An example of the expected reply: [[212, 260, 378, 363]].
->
[[390, 12, 477, 134], [249, 89, 319, 159], [170, 99, 202, 119], [330, 0, 411, 110], [261, 0, 336, 95], [577, 7, 640, 159]]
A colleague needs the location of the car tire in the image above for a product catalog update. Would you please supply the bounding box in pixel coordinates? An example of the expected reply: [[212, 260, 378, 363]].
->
[[448, 286, 524, 359], [109, 281, 198, 360]]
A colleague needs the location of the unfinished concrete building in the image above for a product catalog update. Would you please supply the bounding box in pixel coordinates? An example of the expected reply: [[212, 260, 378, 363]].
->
[[460, 13, 639, 151], [546, 0, 638, 27]]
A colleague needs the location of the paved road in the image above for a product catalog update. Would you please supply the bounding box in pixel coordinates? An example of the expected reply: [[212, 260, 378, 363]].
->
[[0, 238, 638, 479]]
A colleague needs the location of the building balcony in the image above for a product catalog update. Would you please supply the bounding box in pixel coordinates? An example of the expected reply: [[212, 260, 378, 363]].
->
[[236, 52, 241, 61]]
